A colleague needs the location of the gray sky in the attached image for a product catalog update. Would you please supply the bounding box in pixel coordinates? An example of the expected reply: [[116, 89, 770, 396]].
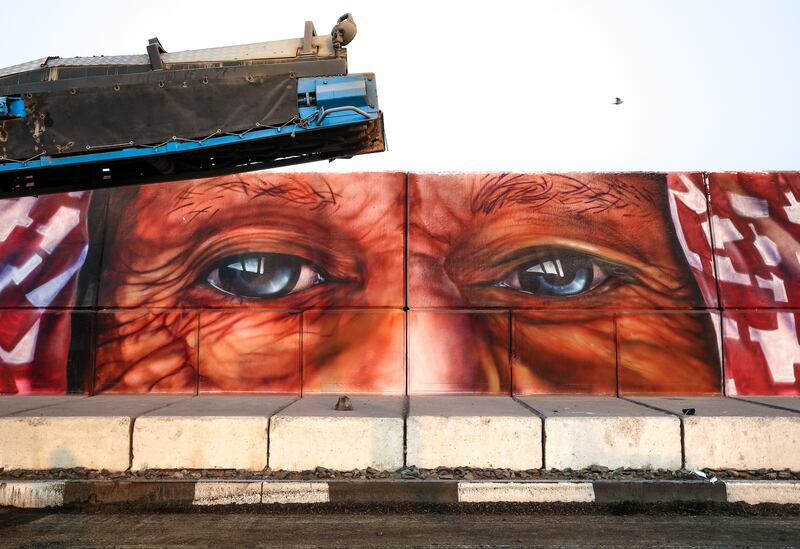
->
[[2, 0, 798, 172]]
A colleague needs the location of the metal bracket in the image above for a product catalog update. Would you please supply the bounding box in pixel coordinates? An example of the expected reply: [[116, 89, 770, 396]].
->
[[298, 21, 318, 56], [317, 106, 371, 124], [147, 37, 166, 70]]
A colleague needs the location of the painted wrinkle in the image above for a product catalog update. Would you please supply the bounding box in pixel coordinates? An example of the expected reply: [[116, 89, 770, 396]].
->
[[617, 313, 721, 395], [95, 310, 198, 394], [409, 172, 719, 395], [302, 310, 405, 394], [96, 172, 405, 393], [512, 313, 617, 395], [198, 312, 300, 393]]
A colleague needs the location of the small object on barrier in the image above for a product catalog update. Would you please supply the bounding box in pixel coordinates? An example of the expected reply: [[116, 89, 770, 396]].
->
[[692, 469, 718, 483], [335, 395, 353, 411], [682, 408, 696, 416]]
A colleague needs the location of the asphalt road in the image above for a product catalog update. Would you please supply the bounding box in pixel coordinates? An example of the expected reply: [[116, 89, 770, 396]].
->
[[1, 506, 799, 548]]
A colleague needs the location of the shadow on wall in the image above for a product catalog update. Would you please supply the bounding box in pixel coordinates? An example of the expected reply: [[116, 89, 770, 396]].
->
[[50, 448, 79, 469], [0, 172, 797, 397]]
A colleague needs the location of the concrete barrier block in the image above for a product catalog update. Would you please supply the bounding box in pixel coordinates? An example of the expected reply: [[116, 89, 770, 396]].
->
[[261, 482, 330, 504], [192, 482, 263, 505], [406, 396, 541, 469], [629, 397, 800, 470], [519, 396, 681, 470], [458, 481, 594, 503], [269, 396, 404, 471], [738, 396, 800, 414], [0, 396, 85, 416], [0, 481, 65, 508], [0, 395, 186, 471], [133, 395, 296, 470], [61, 480, 195, 505], [725, 481, 800, 504]]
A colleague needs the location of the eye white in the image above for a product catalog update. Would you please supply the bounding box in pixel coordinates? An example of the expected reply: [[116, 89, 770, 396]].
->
[[294, 264, 323, 291]]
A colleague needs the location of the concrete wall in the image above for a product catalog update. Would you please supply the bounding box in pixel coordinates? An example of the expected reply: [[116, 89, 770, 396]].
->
[[0, 172, 797, 396]]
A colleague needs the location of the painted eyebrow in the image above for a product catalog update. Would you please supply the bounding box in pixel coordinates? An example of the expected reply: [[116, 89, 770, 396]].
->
[[470, 173, 660, 216], [168, 174, 341, 221]]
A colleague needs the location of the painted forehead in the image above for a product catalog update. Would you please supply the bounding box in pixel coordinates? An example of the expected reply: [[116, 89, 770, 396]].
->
[[152, 172, 664, 225]]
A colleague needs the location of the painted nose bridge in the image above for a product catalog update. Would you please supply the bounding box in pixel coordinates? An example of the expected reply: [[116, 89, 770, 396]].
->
[[408, 310, 509, 394]]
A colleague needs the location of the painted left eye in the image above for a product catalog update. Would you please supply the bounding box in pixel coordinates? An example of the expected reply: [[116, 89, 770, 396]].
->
[[496, 252, 610, 297], [206, 252, 324, 299]]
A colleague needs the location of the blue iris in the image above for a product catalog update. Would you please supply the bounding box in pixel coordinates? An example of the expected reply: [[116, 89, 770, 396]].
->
[[211, 253, 301, 298], [533, 266, 591, 296], [516, 255, 594, 297]]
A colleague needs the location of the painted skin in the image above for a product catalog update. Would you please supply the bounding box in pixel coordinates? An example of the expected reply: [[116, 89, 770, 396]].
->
[[94, 172, 405, 394], [408, 173, 719, 395], [93, 172, 720, 395]]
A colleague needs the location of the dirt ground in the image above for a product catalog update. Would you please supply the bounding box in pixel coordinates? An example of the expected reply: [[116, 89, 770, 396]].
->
[[1, 503, 799, 548]]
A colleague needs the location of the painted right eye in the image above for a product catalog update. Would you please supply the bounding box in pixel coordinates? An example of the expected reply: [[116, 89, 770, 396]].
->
[[206, 252, 324, 299], [494, 251, 611, 298]]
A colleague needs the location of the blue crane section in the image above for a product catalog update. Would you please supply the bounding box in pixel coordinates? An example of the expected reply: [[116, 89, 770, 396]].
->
[[0, 14, 385, 198]]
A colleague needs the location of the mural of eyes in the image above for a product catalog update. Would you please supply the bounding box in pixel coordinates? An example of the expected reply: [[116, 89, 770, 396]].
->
[[206, 252, 325, 298], [495, 251, 612, 297]]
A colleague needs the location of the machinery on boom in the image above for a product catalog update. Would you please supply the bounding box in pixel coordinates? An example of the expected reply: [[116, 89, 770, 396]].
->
[[0, 14, 384, 198]]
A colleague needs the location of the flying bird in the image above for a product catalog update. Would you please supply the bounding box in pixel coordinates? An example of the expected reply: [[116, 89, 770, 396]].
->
[[613, 97, 624, 105]]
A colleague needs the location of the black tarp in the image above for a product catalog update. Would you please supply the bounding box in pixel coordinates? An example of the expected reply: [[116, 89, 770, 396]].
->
[[1, 73, 297, 159]]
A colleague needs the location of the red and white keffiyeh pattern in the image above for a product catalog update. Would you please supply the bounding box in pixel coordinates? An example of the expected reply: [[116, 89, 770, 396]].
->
[[669, 172, 800, 395], [666, 174, 719, 308], [0, 192, 90, 394]]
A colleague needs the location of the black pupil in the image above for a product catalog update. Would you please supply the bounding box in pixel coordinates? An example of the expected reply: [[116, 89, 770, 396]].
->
[[217, 253, 302, 298], [516, 255, 593, 296]]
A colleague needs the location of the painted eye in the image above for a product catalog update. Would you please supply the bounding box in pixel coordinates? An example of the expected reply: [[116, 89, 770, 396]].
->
[[496, 252, 610, 297], [206, 252, 324, 298]]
